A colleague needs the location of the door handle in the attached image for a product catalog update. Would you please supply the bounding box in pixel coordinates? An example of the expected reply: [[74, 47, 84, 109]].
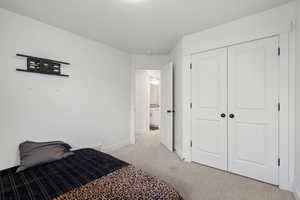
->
[[229, 114, 235, 119], [220, 113, 226, 118], [167, 110, 175, 113]]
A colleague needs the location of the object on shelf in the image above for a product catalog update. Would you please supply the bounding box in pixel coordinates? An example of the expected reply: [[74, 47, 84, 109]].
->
[[16, 54, 70, 77]]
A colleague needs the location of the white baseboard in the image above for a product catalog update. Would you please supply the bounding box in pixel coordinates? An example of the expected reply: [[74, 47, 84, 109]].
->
[[175, 148, 183, 160], [294, 183, 300, 200], [101, 139, 131, 153], [136, 129, 149, 135]]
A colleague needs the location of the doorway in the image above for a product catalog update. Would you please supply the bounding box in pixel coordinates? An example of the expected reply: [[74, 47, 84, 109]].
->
[[135, 70, 161, 136], [132, 63, 174, 152]]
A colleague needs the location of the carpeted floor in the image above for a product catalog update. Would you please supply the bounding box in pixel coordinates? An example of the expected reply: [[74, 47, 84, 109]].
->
[[110, 134, 295, 200]]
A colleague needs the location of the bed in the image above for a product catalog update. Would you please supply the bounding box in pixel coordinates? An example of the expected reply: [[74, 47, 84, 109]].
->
[[0, 148, 183, 200]]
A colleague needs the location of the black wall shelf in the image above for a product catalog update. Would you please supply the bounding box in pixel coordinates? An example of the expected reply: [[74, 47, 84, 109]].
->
[[16, 54, 70, 77], [16, 69, 70, 77]]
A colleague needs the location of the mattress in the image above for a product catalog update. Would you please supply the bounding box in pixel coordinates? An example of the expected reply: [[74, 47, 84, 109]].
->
[[0, 148, 183, 200]]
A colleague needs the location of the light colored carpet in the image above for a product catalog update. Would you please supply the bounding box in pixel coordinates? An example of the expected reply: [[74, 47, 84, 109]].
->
[[110, 134, 294, 200]]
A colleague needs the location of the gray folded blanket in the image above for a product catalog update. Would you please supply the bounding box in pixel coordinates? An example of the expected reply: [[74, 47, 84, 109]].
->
[[17, 141, 74, 172]]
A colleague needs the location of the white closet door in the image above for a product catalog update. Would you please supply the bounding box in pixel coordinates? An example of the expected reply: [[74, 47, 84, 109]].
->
[[160, 62, 174, 152], [191, 48, 228, 170], [228, 37, 279, 184]]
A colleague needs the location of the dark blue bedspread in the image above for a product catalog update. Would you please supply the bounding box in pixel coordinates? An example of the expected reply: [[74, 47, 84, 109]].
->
[[0, 148, 128, 200]]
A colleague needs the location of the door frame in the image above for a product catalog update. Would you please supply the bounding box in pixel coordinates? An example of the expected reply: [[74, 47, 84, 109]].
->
[[183, 33, 295, 191], [130, 67, 162, 145]]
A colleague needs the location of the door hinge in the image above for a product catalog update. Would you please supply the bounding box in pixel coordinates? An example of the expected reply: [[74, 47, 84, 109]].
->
[[278, 158, 281, 167], [190, 63, 192, 69], [278, 102, 281, 111], [278, 47, 281, 56], [190, 140, 192, 147], [190, 102, 192, 109]]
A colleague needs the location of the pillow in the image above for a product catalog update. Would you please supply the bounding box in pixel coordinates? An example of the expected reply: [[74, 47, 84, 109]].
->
[[17, 141, 74, 172]]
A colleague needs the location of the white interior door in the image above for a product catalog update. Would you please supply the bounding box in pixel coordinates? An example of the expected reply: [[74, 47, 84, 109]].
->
[[160, 63, 173, 152], [228, 37, 279, 184], [191, 48, 228, 170]]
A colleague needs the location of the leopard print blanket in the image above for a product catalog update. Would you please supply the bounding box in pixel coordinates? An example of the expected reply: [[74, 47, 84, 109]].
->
[[53, 165, 183, 200]]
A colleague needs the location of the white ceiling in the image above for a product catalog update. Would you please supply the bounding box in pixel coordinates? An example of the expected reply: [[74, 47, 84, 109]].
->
[[0, 0, 292, 54]]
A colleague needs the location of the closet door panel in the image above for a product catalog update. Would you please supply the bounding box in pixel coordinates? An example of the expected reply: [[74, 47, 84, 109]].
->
[[191, 48, 228, 170], [228, 37, 279, 184]]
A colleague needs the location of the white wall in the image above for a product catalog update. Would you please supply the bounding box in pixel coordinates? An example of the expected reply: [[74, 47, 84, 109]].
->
[[169, 40, 183, 158], [294, 1, 300, 199], [131, 54, 170, 69], [135, 70, 150, 134], [0, 8, 131, 170], [182, 3, 295, 56]]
